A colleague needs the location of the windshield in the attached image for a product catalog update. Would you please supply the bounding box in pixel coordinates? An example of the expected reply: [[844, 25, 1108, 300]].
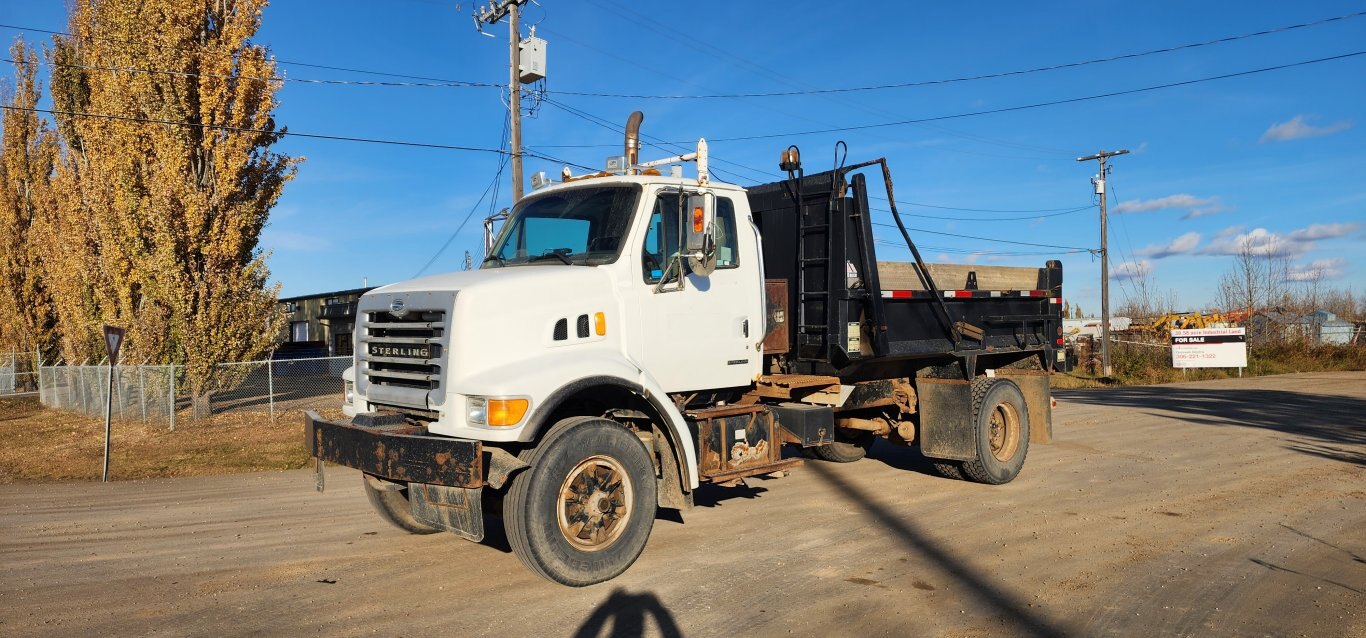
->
[[485, 185, 642, 267]]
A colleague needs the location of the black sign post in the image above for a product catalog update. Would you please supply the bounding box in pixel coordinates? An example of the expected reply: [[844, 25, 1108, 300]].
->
[[102, 325, 125, 483]]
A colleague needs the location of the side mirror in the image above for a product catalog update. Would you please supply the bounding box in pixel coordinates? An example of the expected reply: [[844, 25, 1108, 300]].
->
[[684, 193, 717, 276]]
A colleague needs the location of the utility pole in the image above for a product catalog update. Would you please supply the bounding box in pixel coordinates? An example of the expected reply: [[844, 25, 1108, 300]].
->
[[475, 0, 529, 203], [1076, 149, 1129, 376]]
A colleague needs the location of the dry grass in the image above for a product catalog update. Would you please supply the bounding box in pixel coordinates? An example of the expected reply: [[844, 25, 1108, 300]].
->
[[1054, 341, 1366, 388], [0, 397, 341, 483]]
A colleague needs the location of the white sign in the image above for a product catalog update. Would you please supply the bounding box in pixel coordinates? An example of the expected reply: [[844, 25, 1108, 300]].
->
[[103, 325, 126, 366], [1171, 328, 1246, 368]]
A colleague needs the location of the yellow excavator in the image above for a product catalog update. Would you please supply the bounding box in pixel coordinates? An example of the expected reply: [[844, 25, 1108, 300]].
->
[[1131, 311, 1227, 337]]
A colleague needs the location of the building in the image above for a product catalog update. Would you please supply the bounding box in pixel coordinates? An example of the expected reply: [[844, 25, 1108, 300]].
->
[[1302, 310, 1355, 345], [278, 287, 375, 356], [1246, 309, 1357, 345]]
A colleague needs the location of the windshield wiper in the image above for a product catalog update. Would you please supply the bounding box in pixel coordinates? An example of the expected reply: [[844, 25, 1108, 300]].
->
[[527, 252, 574, 265]]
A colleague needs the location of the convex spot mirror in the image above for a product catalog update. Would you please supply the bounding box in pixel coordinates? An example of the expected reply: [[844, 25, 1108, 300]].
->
[[684, 192, 717, 276]]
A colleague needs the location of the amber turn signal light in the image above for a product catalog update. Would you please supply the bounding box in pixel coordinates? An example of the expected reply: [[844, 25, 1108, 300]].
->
[[487, 398, 529, 427]]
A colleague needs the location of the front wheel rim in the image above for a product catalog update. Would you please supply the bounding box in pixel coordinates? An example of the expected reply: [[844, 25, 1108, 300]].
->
[[557, 455, 633, 552]]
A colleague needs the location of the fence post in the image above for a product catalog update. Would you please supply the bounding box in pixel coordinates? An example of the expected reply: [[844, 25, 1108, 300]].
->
[[139, 366, 147, 422], [116, 367, 125, 421], [168, 363, 176, 432], [267, 358, 275, 422]]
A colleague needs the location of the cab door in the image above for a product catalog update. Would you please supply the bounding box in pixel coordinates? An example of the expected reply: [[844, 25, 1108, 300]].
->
[[625, 189, 761, 393]]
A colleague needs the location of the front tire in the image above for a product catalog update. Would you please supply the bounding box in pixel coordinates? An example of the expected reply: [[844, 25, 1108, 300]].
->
[[960, 378, 1030, 484], [362, 474, 440, 534], [503, 417, 657, 586]]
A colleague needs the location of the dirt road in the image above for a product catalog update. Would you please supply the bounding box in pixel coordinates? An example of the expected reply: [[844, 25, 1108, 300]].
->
[[2, 373, 1363, 637]]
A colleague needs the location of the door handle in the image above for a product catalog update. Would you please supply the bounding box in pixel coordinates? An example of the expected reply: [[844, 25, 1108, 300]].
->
[[742, 319, 749, 338]]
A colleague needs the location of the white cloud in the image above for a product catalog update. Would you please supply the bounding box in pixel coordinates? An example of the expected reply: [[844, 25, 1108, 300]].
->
[[1111, 260, 1151, 281], [1287, 223, 1359, 242], [1137, 232, 1201, 259], [1202, 222, 1360, 258], [1114, 194, 1224, 218], [1286, 258, 1347, 282], [1214, 225, 1246, 239], [1181, 204, 1230, 220], [1259, 115, 1353, 143]]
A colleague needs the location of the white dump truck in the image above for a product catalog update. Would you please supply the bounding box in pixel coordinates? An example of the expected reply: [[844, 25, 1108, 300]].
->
[[306, 112, 1068, 586]]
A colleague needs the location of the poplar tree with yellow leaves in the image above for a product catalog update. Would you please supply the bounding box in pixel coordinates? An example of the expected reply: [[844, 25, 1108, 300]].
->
[[39, 0, 298, 417], [0, 41, 59, 358]]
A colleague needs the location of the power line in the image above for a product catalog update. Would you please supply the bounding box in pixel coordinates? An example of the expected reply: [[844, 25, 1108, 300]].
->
[[869, 204, 1091, 225], [1, 56, 502, 89], [538, 105, 1095, 218], [533, 102, 1094, 214], [873, 239, 1090, 257], [413, 159, 508, 277], [414, 112, 512, 278], [543, 50, 1366, 147], [544, 6, 1076, 159], [12, 10, 1356, 101], [869, 197, 1092, 214], [0, 22, 499, 87], [538, 97, 776, 183], [0, 104, 583, 160], [546, 11, 1366, 99], [879, 223, 1096, 252]]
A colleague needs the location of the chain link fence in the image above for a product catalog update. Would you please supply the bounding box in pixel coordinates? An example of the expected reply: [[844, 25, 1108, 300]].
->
[[211, 356, 350, 418], [39, 364, 178, 424], [1, 351, 40, 396], [36, 355, 350, 426]]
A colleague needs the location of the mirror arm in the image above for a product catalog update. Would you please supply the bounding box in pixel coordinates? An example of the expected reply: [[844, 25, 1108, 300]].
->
[[653, 255, 685, 294]]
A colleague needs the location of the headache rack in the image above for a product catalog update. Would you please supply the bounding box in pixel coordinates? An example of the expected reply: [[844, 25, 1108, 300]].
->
[[747, 152, 1065, 378]]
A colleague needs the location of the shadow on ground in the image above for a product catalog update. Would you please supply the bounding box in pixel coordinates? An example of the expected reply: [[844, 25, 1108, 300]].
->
[[1054, 385, 1366, 466], [574, 588, 683, 638], [806, 461, 1072, 637]]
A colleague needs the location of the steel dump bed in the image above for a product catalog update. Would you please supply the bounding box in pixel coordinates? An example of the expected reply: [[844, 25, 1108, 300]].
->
[[747, 162, 1065, 378]]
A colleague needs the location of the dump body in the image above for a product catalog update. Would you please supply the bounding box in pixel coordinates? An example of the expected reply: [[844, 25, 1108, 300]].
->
[[748, 167, 1066, 378]]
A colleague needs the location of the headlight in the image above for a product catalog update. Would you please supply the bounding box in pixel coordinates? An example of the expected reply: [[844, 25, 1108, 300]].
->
[[467, 397, 487, 424], [344, 380, 355, 404], [467, 396, 529, 427]]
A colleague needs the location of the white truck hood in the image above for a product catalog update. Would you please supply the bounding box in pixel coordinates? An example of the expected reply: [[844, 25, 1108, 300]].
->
[[369, 264, 611, 295]]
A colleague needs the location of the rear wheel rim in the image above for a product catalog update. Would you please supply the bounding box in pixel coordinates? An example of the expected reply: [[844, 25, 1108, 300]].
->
[[987, 402, 1022, 462], [557, 455, 633, 552]]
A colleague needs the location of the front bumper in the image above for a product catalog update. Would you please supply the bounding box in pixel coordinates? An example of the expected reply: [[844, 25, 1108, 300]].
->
[[304, 411, 484, 488]]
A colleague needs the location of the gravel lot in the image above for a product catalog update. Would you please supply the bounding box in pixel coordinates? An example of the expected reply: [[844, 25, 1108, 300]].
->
[[2, 372, 1363, 637]]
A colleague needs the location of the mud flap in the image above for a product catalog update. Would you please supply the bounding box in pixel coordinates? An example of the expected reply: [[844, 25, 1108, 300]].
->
[[409, 483, 485, 542], [916, 378, 976, 461], [995, 369, 1053, 444]]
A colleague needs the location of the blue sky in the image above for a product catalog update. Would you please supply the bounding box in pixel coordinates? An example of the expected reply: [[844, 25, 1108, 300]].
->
[[3, 1, 1364, 314]]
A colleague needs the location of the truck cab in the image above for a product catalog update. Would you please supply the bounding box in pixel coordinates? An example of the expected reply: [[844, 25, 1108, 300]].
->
[[347, 174, 765, 433]]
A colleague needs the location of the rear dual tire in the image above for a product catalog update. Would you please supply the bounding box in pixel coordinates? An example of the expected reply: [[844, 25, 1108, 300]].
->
[[958, 378, 1030, 484], [812, 429, 875, 463]]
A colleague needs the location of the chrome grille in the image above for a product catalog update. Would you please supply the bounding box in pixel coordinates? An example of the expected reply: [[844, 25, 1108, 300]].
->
[[362, 310, 445, 393]]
